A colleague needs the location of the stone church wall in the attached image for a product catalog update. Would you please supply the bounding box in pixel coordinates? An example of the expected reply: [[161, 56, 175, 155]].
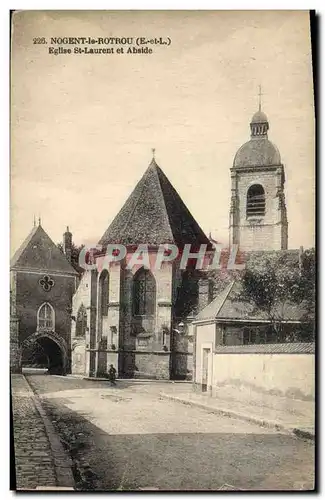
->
[[133, 352, 170, 379], [232, 167, 286, 251], [105, 263, 121, 348], [15, 271, 76, 349], [72, 271, 92, 319], [71, 270, 96, 376], [71, 339, 86, 374], [70, 258, 199, 379], [118, 259, 174, 378]]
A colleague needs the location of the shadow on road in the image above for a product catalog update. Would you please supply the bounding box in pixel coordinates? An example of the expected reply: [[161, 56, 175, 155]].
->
[[32, 393, 315, 492], [26, 373, 185, 395]]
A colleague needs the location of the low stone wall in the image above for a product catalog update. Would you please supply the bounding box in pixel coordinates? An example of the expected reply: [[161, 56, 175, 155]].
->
[[133, 352, 170, 379], [82, 349, 191, 380], [211, 343, 315, 401]]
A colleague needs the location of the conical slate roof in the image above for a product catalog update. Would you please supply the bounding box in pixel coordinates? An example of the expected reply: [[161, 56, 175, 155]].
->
[[11, 224, 78, 275], [99, 159, 212, 249]]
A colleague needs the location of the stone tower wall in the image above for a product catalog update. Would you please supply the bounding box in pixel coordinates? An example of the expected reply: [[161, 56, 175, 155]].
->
[[230, 166, 288, 252]]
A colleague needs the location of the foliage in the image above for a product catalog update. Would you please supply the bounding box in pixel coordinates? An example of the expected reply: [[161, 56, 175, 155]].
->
[[57, 241, 85, 273], [238, 249, 315, 342], [206, 247, 246, 298]]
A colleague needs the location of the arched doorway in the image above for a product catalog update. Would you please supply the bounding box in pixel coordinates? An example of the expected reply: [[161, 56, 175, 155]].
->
[[21, 332, 68, 375]]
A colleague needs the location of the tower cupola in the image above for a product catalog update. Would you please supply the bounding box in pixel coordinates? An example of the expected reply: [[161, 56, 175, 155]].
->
[[250, 109, 269, 138]]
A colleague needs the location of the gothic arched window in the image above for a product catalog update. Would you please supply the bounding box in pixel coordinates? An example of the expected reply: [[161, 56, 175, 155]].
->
[[99, 270, 109, 317], [76, 305, 87, 337], [133, 268, 156, 316], [246, 184, 265, 217], [37, 302, 55, 331]]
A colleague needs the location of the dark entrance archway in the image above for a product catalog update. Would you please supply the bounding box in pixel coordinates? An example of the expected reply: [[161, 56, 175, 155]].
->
[[21, 332, 68, 375]]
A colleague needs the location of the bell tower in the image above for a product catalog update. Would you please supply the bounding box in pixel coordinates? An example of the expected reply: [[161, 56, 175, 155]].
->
[[229, 97, 288, 252]]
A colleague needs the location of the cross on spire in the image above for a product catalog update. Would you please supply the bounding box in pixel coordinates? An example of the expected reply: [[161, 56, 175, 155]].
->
[[151, 148, 156, 159], [258, 84, 263, 112]]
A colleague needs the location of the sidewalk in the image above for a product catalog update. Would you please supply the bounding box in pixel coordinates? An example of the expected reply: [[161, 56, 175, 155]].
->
[[81, 375, 192, 384], [159, 384, 315, 440], [11, 374, 74, 490]]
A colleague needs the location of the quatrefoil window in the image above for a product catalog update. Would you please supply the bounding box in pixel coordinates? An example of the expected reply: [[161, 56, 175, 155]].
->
[[39, 275, 55, 292]]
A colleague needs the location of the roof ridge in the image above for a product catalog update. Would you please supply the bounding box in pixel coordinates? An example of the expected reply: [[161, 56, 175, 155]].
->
[[152, 164, 175, 243], [11, 225, 78, 275], [119, 163, 174, 245], [118, 172, 148, 243], [99, 159, 211, 248], [195, 279, 236, 322], [11, 226, 39, 267], [215, 280, 236, 317], [155, 165, 211, 247]]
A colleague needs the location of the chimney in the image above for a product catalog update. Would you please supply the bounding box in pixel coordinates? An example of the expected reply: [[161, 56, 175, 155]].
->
[[63, 226, 72, 263], [198, 275, 214, 311]]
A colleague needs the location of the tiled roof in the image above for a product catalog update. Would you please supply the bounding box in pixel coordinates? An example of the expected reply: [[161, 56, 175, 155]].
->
[[214, 343, 315, 354], [11, 225, 78, 275], [195, 281, 235, 322], [99, 159, 212, 248], [195, 278, 309, 323], [217, 281, 307, 321]]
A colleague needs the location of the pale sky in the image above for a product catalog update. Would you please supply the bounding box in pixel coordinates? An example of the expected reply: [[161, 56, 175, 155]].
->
[[11, 10, 315, 254]]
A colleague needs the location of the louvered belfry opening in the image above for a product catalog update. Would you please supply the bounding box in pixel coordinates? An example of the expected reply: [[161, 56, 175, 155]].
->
[[246, 184, 266, 217]]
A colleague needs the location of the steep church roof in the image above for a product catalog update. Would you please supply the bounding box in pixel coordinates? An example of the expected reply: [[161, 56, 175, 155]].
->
[[99, 158, 212, 249], [11, 224, 78, 275]]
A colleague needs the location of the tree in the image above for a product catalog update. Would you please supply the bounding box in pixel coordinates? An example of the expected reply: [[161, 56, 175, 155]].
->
[[237, 249, 315, 343], [57, 242, 85, 274]]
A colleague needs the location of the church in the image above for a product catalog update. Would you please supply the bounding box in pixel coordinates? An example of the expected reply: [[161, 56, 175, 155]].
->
[[70, 156, 212, 379], [11, 103, 303, 379], [69, 104, 291, 380]]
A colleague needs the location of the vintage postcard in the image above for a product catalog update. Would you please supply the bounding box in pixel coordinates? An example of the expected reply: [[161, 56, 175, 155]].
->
[[10, 10, 315, 491]]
